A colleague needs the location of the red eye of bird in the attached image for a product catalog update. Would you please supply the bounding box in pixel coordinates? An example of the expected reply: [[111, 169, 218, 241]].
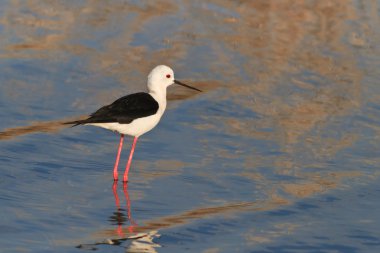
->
[[166, 74, 171, 78]]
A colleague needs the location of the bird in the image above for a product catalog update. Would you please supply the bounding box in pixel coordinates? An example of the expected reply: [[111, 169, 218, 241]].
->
[[65, 65, 201, 182]]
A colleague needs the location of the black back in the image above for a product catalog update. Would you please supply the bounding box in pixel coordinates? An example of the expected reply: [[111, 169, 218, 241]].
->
[[68, 92, 159, 125]]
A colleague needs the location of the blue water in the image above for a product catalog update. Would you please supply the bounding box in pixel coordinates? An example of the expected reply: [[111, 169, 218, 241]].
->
[[1, 1, 380, 252]]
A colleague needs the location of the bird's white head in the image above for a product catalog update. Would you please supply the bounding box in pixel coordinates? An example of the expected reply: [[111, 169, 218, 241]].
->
[[147, 65, 201, 96], [147, 65, 175, 93]]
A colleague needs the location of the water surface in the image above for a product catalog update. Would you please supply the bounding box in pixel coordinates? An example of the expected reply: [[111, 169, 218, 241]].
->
[[1, 1, 380, 252]]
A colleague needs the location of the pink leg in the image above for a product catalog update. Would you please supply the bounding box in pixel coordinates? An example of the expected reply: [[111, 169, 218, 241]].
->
[[123, 136, 138, 182], [113, 134, 124, 181]]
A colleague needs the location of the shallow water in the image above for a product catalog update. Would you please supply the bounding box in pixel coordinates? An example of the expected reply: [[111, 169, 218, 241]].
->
[[1, 1, 380, 252]]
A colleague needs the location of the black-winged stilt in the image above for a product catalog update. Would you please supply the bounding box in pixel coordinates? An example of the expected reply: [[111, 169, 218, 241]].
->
[[66, 65, 201, 182]]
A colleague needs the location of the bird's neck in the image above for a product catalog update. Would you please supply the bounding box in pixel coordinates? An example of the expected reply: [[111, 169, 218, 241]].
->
[[149, 89, 167, 113]]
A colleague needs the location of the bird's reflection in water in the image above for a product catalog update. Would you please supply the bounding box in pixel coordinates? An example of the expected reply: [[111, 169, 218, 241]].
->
[[77, 182, 161, 252], [111, 182, 137, 236]]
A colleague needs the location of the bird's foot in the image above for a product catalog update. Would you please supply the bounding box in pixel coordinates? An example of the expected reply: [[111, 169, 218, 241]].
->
[[113, 173, 119, 181]]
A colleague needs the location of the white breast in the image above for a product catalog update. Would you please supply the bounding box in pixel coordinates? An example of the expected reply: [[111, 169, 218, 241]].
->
[[89, 112, 163, 137]]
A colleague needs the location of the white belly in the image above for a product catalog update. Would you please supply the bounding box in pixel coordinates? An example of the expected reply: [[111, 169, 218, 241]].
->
[[88, 113, 163, 137]]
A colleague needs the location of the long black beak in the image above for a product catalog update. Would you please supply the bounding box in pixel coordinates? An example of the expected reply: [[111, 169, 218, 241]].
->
[[174, 80, 202, 92]]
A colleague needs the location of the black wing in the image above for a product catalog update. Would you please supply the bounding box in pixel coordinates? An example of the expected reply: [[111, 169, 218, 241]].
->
[[66, 92, 159, 125]]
